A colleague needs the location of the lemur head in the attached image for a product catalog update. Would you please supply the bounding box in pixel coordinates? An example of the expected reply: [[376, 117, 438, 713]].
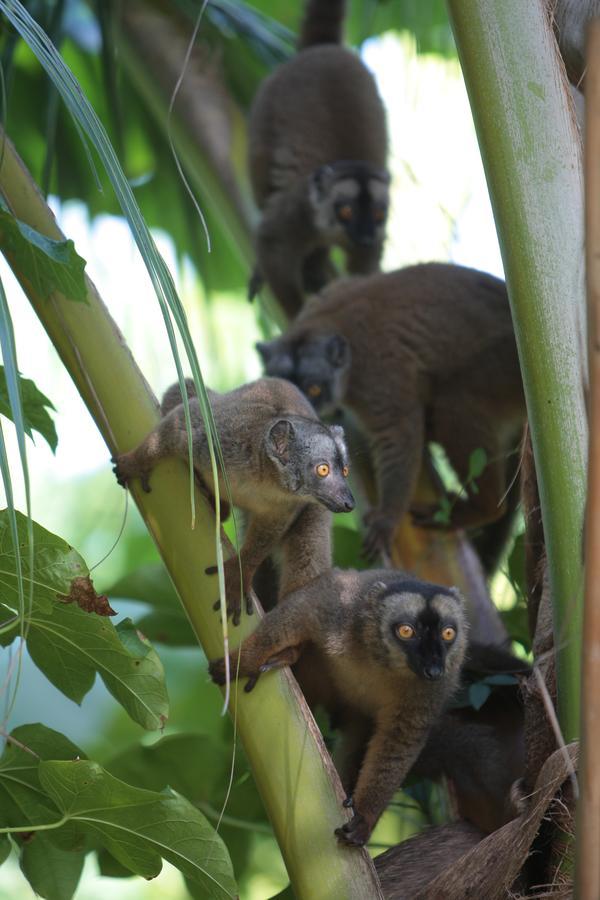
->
[[257, 331, 351, 416], [264, 415, 355, 513], [365, 578, 468, 681], [308, 160, 390, 248]]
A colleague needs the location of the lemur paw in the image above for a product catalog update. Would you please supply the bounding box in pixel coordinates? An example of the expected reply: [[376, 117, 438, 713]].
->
[[207, 558, 254, 626], [342, 795, 354, 809], [362, 510, 395, 563], [112, 454, 152, 493], [208, 657, 226, 685], [335, 812, 372, 847], [208, 657, 261, 692]]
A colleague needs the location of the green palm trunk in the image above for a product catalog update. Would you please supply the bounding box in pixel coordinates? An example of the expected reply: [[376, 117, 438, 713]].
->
[[447, 0, 587, 741]]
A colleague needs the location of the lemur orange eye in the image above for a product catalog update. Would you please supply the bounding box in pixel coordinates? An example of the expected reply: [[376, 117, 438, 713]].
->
[[396, 624, 415, 640], [442, 627, 456, 642], [316, 463, 330, 477], [308, 384, 322, 398], [338, 204, 353, 222], [342, 465, 349, 477]]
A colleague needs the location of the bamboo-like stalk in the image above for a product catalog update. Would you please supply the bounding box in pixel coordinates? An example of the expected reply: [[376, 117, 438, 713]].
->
[[447, 0, 587, 741], [0, 134, 383, 899], [577, 18, 600, 899]]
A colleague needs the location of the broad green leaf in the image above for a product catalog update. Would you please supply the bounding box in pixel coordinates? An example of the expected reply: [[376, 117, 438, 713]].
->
[[0, 724, 85, 837], [20, 833, 84, 900], [107, 562, 181, 611], [0, 366, 57, 452], [0, 511, 169, 729], [0, 509, 85, 615], [0, 834, 10, 865], [0, 207, 87, 303], [136, 610, 196, 646], [38, 760, 237, 899], [107, 734, 228, 805], [25, 609, 168, 729]]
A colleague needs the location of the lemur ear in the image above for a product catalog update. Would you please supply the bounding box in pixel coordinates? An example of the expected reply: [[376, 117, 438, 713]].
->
[[448, 586, 465, 605], [326, 334, 350, 368], [266, 419, 295, 465], [365, 580, 387, 603]]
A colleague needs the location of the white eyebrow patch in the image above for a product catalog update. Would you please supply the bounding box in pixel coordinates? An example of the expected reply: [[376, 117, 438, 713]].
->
[[330, 178, 360, 201], [368, 178, 389, 202]]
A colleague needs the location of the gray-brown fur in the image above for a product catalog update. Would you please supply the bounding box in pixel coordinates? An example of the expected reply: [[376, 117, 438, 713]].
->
[[209, 567, 467, 844], [258, 262, 525, 562], [549, 0, 600, 88], [248, 1, 389, 317], [375, 821, 485, 900], [414, 643, 528, 833], [113, 378, 354, 623]]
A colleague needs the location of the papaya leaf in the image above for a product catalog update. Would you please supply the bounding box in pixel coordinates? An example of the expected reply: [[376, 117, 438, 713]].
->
[[38, 760, 237, 899], [0, 207, 87, 303], [107, 562, 182, 611], [0, 724, 86, 838], [0, 834, 10, 865], [20, 833, 85, 900], [0, 511, 169, 729], [136, 609, 196, 646], [0, 366, 57, 452]]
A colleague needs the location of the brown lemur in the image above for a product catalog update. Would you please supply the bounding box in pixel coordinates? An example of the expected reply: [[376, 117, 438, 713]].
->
[[209, 567, 468, 846], [247, 0, 390, 318], [113, 377, 355, 624], [257, 262, 526, 564]]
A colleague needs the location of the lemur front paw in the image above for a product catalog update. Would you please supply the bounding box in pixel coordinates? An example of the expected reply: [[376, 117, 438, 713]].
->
[[112, 454, 152, 493], [206, 557, 254, 627], [362, 510, 395, 563], [208, 657, 261, 693], [334, 811, 373, 847]]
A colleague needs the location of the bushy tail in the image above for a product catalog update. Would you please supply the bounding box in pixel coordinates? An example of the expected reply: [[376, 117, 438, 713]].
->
[[298, 0, 346, 50]]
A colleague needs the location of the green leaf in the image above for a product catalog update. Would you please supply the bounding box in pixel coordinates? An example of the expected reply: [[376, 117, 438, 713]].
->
[[38, 760, 237, 899], [432, 496, 452, 525], [107, 562, 181, 611], [0, 508, 86, 615], [468, 681, 491, 711], [0, 207, 87, 303], [0, 511, 169, 729], [0, 834, 11, 865], [20, 833, 84, 900], [136, 610, 196, 646], [467, 447, 488, 481], [0, 366, 57, 452], [106, 733, 228, 805], [0, 724, 85, 837]]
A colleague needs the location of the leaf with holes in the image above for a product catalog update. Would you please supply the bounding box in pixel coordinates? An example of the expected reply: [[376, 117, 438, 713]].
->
[[0, 367, 58, 452], [0, 511, 168, 729], [0, 207, 87, 304]]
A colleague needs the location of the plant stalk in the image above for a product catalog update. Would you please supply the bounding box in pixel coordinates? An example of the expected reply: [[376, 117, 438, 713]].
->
[[447, 0, 587, 741], [0, 133, 383, 899], [576, 18, 600, 899]]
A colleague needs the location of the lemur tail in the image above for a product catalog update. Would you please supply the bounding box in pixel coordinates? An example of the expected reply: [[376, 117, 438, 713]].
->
[[298, 0, 346, 50]]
